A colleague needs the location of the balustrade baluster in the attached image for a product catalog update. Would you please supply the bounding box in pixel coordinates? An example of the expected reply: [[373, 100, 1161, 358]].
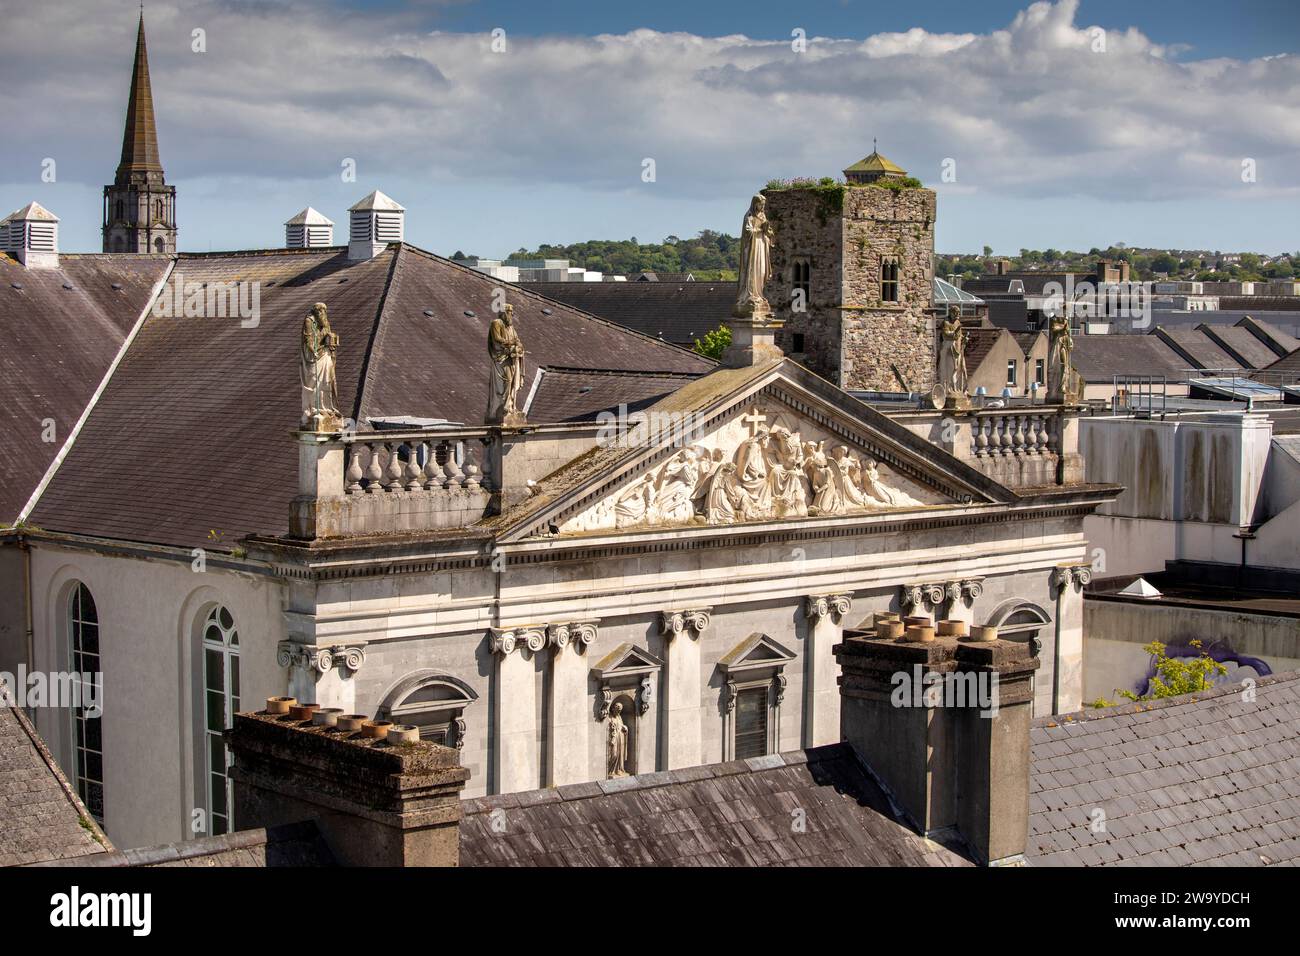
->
[[365, 442, 383, 493], [345, 445, 364, 493], [384, 442, 404, 491]]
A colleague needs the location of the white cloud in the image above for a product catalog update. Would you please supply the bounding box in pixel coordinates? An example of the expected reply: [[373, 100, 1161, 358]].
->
[[1, 0, 1296, 214]]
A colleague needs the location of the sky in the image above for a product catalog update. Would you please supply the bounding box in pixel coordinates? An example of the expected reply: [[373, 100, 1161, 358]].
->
[[0, 0, 1297, 257]]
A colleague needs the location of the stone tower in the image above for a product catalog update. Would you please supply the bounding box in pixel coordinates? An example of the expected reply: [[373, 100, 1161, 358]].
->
[[763, 150, 936, 393], [102, 12, 177, 254]]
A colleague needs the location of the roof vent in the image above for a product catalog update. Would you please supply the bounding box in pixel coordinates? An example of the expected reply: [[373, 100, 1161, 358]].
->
[[347, 190, 404, 261], [1, 201, 59, 269], [285, 207, 335, 248]]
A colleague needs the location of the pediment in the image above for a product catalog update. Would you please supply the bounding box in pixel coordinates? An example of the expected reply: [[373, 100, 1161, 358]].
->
[[593, 643, 664, 679], [502, 361, 1007, 541], [719, 633, 796, 673]]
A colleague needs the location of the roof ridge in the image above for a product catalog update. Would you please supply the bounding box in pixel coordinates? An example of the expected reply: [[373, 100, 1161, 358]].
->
[[1034, 666, 1300, 730], [2, 678, 113, 853], [353, 246, 406, 425]]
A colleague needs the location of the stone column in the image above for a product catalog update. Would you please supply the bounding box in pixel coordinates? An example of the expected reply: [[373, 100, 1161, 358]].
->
[[489, 627, 545, 794], [804, 594, 852, 747], [661, 609, 710, 770], [1050, 565, 1090, 714], [277, 641, 366, 713], [546, 622, 596, 787]]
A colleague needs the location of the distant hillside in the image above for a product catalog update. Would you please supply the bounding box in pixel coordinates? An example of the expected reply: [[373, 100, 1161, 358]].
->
[[454, 231, 740, 280]]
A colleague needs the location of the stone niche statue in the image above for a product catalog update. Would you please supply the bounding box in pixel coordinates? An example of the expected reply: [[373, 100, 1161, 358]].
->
[[486, 303, 526, 426], [300, 301, 342, 432], [606, 701, 629, 778], [734, 194, 774, 319], [1047, 311, 1081, 403], [936, 305, 970, 407]]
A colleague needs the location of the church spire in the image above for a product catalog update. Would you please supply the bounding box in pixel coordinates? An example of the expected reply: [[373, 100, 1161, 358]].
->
[[116, 10, 162, 178], [103, 10, 177, 253]]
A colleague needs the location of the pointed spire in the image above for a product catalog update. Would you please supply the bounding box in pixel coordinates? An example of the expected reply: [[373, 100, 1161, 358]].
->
[[116, 10, 162, 178]]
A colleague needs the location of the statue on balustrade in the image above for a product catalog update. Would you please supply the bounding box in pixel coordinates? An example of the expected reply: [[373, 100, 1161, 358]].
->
[[486, 303, 526, 426], [300, 301, 342, 432], [936, 306, 970, 408], [1047, 310, 1082, 404]]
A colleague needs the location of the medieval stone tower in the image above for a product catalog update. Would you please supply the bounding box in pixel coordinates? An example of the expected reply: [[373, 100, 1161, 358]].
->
[[763, 150, 936, 393], [103, 12, 177, 254]]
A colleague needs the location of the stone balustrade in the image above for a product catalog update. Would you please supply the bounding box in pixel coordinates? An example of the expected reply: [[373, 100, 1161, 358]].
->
[[893, 404, 1083, 489], [291, 427, 497, 539]]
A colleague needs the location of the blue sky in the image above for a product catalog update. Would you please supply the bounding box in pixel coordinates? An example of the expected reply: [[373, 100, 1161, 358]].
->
[[1, 0, 1297, 256]]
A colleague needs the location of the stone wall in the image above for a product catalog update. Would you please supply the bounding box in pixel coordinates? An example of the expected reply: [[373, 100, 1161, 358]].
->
[[763, 183, 937, 392]]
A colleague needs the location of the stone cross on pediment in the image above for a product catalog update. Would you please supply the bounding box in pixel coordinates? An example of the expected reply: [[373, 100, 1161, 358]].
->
[[741, 407, 768, 436]]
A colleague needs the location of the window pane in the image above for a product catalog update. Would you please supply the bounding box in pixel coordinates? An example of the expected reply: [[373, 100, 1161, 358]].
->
[[205, 649, 224, 692], [230, 656, 240, 700], [210, 773, 227, 816], [219, 607, 234, 631], [206, 690, 226, 730], [735, 687, 769, 759]]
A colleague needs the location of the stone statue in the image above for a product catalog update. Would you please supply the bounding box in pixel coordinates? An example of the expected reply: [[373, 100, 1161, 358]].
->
[[1047, 311, 1079, 403], [300, 301, 342, 431], [607, 701, 629, 778], [937, 306, 969, 398], [486, 303, 526, 425], [735, 194, 774, 319]]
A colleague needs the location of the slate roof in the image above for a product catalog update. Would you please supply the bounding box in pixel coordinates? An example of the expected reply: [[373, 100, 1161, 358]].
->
[[963, 327, 1004, 375], [0, 686, 111, 866], [1070, 334, 1190, 383], [527, 367, 702, 423], [35, 821, 334, 868], [1026, 670, 1300, 867], [24, 244, 711, 548], [1200, 324, 1283, 368], [527, 280, 736, 346], [1264, 347, 1300, 376], [1155, 327, 1244, 370], [459, 744, 970, 867], [0, 252, 170, 523]]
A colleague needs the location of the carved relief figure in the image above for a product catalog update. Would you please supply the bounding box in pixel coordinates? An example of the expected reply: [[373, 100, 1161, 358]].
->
[[300, 301, 342, 431], [486, 303, 526, 425], [561, 407, 934, 533], [607, 701, 629, 778], [735, 194, 774, 319], [937, 306, 969, 395]]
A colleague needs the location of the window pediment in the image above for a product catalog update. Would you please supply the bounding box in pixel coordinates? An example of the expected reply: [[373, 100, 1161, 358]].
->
[[719, 632, 796, 675]]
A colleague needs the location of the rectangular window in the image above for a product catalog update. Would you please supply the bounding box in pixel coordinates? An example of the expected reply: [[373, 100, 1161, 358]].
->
[[1035, 358, 1045, 385], [791, 332, 805, 353], [1006, 359, 1018, 387], [734, 687, 769, 759], [880, 260, 900, 303]]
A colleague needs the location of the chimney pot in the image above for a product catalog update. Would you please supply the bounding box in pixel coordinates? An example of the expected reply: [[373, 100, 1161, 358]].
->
[[336, 714, 367, 733], [360, 719, 393, 739], [289, 703, 320, 721], [312, 707, 344, 727], [265, 696, 297, 715], [386, 725, 420, 745]]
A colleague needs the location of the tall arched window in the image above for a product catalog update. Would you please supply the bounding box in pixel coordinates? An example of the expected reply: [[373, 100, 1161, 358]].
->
[[202, 606, 240, 836], [69, 583, 104, 824]]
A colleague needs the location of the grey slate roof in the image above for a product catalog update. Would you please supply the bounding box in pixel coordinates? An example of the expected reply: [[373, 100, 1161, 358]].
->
[[527, 367, 703, 423], [527, 280, 736, 346], [1026, 670, 1300, 867], [1071, 334, 1190, 382], [0, 253, 170, 523], [459, 744, 971, 867], [33, 821, 334, 867], [0, 686, 111, 866], [24, 244, 711, 548]]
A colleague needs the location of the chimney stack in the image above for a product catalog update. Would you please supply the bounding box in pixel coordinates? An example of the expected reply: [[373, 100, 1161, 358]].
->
[[226, 704, 469, 866], [285, 207, 335, 248], [348, 190, 404, 261], [2, 202, 59, 269], [835, 626, 1039, 866]]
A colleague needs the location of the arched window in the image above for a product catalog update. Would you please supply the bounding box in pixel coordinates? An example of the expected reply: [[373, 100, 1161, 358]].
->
[[154, 236, 166, 253], [202, 606, 240, 835], [880, 258, 901, 303], [985, 601, 1051, 653], [69, 583, 104, 824], [115, 200, 124, 222], [379, 673, 476, 748], [153, 199, 164, 222]]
